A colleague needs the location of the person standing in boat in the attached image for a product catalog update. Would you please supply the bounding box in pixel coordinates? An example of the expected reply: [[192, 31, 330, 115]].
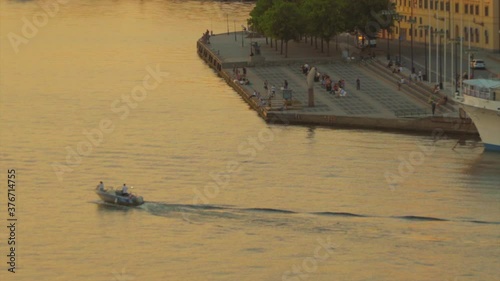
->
[[97, 181, 105, 191], [121, 183, 129, 196]]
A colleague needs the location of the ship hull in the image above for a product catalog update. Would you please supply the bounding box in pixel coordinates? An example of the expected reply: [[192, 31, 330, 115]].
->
[[461, 95, 500, 152]]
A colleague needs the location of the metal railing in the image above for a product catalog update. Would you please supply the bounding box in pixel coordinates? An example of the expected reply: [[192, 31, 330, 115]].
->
[[394, 109, 431, 117]]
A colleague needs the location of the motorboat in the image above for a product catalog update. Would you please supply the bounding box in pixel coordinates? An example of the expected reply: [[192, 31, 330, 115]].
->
[[95, 186, 145, 206]]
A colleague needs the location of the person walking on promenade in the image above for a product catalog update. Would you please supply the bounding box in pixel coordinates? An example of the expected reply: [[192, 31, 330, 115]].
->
[[356, 78, 360, 90], [284, 79, 288, 89], [264, 80, 268, 91], [418, 70, 422, 81]]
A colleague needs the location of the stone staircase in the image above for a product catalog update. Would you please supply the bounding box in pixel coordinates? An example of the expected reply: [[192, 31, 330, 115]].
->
[[361, 59, 457, 115]]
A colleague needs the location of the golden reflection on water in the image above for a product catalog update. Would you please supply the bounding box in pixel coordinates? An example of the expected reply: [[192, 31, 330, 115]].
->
[[0, 1, 499, 280]]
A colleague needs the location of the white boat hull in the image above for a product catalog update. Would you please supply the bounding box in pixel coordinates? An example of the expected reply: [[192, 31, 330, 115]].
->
[[461, 95, 500, 152]]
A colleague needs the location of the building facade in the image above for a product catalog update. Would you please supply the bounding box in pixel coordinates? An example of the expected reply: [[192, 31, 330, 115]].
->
[[391, 0, 500, 52]]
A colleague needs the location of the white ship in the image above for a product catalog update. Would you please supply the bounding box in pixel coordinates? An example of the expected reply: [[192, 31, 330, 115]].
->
[[459, 79, 500, 152]]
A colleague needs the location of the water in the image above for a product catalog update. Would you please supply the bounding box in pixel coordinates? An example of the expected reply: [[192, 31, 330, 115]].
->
[[1, 1, 499, 280]]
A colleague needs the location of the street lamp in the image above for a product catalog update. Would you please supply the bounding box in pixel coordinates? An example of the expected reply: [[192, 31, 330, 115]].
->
[[394, 14, 404, 65], [381, 10, 398, 61], [408, 18, 417, 73], [241, 25, 244, 47], [451, 37, 463, 93], [418, 25, 430, 81], [387, 27, 391, 60], [465, 48, 477, 80], [435, 29, 445, 89], [434, 15, 445, 89]]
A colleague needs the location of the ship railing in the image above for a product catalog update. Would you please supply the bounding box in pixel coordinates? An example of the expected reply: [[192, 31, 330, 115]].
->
[[463, 89, 497, 101]]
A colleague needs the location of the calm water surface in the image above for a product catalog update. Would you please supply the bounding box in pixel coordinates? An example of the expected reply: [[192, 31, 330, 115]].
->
[[0, 1, 499, 280]]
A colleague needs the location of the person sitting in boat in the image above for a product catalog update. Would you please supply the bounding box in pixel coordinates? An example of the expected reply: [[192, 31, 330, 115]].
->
[[97, 181, 105, 191], [121, 184, 130, 196]]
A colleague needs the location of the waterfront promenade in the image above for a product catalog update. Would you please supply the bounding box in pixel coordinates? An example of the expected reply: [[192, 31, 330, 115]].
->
[[198, 31, 479, 134]]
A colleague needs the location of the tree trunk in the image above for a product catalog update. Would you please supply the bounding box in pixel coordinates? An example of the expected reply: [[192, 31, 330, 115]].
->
[[266, 37, 269, 45], [275, 38, 278, 51], [285, 41, 288, 58], [311, 36, 313, 46], [321, 38, 324, 53], [305, 36, 308, 44], [280, 39, 283, 55], [327, 40, 330, 56], [315, 37, 318, 49], [270, 37, 273, 48]]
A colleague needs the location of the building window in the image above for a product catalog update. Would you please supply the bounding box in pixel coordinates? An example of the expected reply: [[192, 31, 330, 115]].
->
[[435, 1, 438, 10], [445, 1, 449, 11], [420, 29, 423, 37], [440, 1, 444, 11], [464, 4, 468, 14], [424, 0, 428, 9], [464, 27, 468, 41], [419, 0, 422, 8], [470, 27, 474, 42], [419, 17, 422, 24], [475, 28, 479, 43], [485, 6, 489, 16], [430, 1, 433, 9], [475, 5, 479, 15], [485, 30, 489, 44], [455, 3, 459, 13]]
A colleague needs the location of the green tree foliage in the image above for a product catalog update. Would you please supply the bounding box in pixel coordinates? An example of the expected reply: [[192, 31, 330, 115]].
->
[[344, 0, 392, 38], [248, 0, 275, 34], [302, 0, 345, 55], [248, 0, 394, 57], [261, 1, 303, 57]]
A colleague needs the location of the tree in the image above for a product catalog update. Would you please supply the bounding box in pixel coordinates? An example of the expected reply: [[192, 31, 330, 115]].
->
[[344, 0, 392, 38], [261, 1, 303, 58], [249, 0, 275, 44], [302, 0, 345, 56]]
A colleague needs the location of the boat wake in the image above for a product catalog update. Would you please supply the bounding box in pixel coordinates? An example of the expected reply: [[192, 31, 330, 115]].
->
[[127, 201, 500, 226]]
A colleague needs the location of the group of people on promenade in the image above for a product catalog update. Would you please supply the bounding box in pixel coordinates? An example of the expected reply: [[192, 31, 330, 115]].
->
[[232, 66, 250, 85], [303, 64, 353, 97], [250, 79, 292, 110], [322, 74, 348, 97]]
